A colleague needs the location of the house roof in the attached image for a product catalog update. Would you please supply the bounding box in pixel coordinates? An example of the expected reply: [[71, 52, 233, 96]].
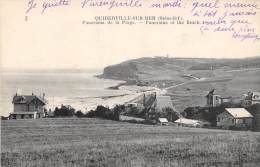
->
[[158, 118, 168, 123], [175, 118, 200, 125], [10, 112, 37, 115], [156, 96, 174, 110], [12, 95, 47, 105], [225, 108, 253, 118]]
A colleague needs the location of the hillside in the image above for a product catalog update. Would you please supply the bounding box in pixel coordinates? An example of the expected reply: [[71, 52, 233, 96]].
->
[[99, 56, 260, 112], [99, 57, 260, 82]]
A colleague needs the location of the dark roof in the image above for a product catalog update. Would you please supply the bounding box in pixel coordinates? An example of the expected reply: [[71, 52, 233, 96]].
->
[[12, 95, 47, 105], [205, 89, 215, 97]]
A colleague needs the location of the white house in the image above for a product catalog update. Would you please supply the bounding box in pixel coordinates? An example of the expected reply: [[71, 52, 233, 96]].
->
[[174, 118, 201, 127], [216, 108, 253, 129]]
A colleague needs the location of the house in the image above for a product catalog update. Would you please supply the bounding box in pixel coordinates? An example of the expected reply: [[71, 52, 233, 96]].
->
[[242, 92, 260, 107], [252, 92, 260, 104], [216, 108, 253, 129], [158, 118, 168, 125], [9, 93, 47, 119], [174, 118, 201, 127]]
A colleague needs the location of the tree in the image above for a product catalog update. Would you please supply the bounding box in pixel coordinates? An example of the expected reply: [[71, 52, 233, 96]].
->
[[153, 107, 179, 122], [75, 110, 84, 117], [113, 105, 125, 121], [54, 105, 75, 117]]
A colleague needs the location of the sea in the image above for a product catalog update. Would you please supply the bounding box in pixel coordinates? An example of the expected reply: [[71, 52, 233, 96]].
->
[[0, 69, 128, 117]]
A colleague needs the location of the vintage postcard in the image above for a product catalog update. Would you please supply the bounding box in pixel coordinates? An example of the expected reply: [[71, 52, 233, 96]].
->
[[1, 0, 260, 166]]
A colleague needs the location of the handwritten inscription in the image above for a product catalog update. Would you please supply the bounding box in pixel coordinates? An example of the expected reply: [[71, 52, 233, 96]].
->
[[81, 0, 142, 10], [42, 0, 70, 14], [24, 0, 260, 42], [25, 0, 70, 15], [26, 0, 37, 14], [149, 0, 182, 8], [190, 0, 260, 42]]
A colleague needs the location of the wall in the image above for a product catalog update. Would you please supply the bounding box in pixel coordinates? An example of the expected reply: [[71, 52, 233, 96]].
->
[[14, 103, 44, 113], [217, 112, 234, 127], [14, 104, 29, 112]]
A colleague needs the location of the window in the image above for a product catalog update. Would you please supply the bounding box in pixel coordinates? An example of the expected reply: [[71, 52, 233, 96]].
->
[[217, 117, 220, 122], [232, 119, 235, 124], [243, 118, 246, 124]]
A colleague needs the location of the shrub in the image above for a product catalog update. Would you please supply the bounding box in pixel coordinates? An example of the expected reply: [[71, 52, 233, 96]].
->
[[54, 105, 75, 117], [75, 110, 84, 117], [85, 105, 122, 121]]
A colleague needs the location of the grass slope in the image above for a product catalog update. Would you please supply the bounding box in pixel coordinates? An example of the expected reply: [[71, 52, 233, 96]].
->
[[1, 118, 260, 167], [168, 69, 260, 112], [100, 57, 260, 81]]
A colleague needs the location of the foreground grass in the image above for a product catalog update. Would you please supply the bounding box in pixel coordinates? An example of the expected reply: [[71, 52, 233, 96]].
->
[[1, 118, 260, 167]]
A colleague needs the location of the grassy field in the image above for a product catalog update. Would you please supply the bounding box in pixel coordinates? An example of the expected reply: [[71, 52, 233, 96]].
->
[[1, 118, 260, 167], [168, 69, 260, 112]]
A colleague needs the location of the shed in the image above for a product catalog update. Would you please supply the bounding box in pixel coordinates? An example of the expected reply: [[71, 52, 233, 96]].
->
[[158, 118, 169, 125]]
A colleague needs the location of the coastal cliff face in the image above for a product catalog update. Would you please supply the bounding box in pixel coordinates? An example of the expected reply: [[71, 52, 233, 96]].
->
[[99, 56, 260, 82], [102, 62, 138, 81]]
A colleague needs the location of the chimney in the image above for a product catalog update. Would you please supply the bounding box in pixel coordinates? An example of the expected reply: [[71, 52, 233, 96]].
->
[[32, 92, 34, 96]]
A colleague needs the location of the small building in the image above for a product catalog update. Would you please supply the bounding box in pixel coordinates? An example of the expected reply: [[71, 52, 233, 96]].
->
[[158, 118, 168, 125], [216, 108, 253, 129], [9, 93, 47, 119], [252, 92, 260, 104], [174, 118, 201, 127]]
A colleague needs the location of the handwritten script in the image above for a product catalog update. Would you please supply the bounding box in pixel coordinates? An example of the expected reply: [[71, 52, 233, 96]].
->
[[25, 0, 260, 42]]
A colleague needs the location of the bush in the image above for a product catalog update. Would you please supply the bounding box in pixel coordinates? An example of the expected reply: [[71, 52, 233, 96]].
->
[[85, 105, 122, 121], [54, 105, 75, 117], [75, 110, 84, 117]]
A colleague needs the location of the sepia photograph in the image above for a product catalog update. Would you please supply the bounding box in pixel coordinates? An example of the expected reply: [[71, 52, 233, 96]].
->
[[1, 0, 260, 166]]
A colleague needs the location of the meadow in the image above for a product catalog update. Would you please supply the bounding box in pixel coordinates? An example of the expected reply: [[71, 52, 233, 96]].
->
[[1, 118, 260, 167], [168, 69, 260, 112]]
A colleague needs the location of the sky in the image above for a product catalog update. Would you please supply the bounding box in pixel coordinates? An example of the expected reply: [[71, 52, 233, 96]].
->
[[1, 0, 260, 69]]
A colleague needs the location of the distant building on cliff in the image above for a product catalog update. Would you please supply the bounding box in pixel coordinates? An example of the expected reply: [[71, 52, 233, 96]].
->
[[206, 89, 233, 107], [9, 93, 47, 119], [242, 92, 260, 107]]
